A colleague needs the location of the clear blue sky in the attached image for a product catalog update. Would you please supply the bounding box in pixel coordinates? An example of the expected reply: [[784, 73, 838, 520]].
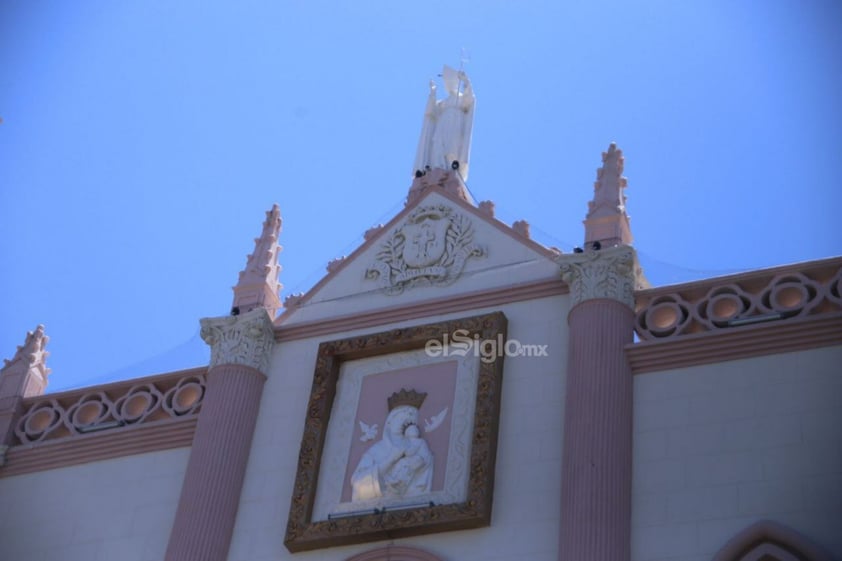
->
[[2, 1, 840, 392]]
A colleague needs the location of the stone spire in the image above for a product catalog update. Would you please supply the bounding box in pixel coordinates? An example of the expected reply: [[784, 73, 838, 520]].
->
[[1, 325, 51, 461], [0, 324, 51, 401], [583, 143, 632, 249], [231, 204, 282, 318]]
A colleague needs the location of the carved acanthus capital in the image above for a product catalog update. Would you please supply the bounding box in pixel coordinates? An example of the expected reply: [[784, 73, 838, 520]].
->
[[200, 308, 275, 374], [559, 246, 643, 309]]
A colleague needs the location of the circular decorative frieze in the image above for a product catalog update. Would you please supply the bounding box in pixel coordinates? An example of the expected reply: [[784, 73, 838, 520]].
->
[[634, 263, 841, 340], [12, 371, 207, 445], [163, 376, 206, 417], [639, 295, 691, 337], [114, 384, 162, 424], [17, 401, 63, 442], [698, 284, 753, 328], [760, 273, 819, 317], [66, 392, 114, 431], [827, 268, 842, 306]]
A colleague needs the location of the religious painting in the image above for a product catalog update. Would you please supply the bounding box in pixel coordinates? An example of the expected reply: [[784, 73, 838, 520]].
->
[[284, 312, 507, 552]]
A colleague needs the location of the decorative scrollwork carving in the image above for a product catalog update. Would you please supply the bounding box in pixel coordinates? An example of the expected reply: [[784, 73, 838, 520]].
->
[[559, 245, 642, 309], [366, 204, 486, 295], [200, 307, 275, 373]]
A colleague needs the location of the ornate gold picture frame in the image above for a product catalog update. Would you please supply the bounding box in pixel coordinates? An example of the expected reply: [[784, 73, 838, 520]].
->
[[284, 311, 507, 552]]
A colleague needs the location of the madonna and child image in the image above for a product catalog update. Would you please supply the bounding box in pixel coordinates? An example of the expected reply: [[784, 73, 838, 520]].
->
[[350, 388, 448, 503]]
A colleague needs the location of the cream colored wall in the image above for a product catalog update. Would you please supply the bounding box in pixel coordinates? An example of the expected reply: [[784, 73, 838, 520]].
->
[[228, 295, 569, 561], [0, 448, 189, 561], [631, 345, 842, 561]]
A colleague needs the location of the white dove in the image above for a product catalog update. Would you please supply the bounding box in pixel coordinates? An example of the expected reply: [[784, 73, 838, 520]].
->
[[424, 407, 449, 433], [358, 420, 378, 442]]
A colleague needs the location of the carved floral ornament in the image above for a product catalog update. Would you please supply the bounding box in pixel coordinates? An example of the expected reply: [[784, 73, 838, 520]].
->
[[558, 245, 642, 309], [366, 204, 486, 295], [199, 307, 275, 373]]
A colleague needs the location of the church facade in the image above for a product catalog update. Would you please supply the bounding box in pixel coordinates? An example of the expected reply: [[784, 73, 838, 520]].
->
[[1, 69, 840, 561]]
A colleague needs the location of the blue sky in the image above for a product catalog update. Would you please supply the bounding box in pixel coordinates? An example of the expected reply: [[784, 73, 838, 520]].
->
[[1, 1, 840, 392]]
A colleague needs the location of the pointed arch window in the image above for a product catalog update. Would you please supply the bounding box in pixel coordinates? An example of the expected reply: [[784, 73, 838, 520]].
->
[[345, 545, 444, 561], [712, 520, 832, 561]]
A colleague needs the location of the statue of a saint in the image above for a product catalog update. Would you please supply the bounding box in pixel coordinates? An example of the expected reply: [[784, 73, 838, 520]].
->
[[351, 390, 434, 502], [413, 65, 475, 181]]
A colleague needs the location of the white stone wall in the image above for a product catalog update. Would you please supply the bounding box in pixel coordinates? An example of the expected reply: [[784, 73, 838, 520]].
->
[[228, 295, 569, 561], [0, 448, 189, 561], [631, 345, 842, 560]]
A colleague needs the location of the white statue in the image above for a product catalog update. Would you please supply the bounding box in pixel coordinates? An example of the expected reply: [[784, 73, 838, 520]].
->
[[351, 392, 435, 502], [413, 65, 475, 180]]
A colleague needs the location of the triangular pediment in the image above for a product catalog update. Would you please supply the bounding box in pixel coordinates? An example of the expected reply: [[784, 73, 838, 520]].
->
[[277, 185, 562, 326]]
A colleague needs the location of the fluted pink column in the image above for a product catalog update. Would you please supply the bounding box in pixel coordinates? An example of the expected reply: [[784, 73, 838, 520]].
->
[[558, 246, 639, 561], [165, 309, 275, 561]]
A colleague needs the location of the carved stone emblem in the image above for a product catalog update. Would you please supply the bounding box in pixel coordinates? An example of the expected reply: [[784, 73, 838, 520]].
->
[[199, 307, 275, 374], [366, 205, 486, 294]]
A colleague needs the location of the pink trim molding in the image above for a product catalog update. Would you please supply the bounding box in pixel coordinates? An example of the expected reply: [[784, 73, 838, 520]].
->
[[276, 277, 566, 342], [711, 519, 833, 561], [627, 312, 842, 374], [559, 299, 635, 561], [0, 416, 196, 477]]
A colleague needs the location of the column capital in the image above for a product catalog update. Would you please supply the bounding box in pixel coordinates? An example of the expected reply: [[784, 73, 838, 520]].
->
[[200, 308, 275, 374], [559, 245, 645, 310]]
